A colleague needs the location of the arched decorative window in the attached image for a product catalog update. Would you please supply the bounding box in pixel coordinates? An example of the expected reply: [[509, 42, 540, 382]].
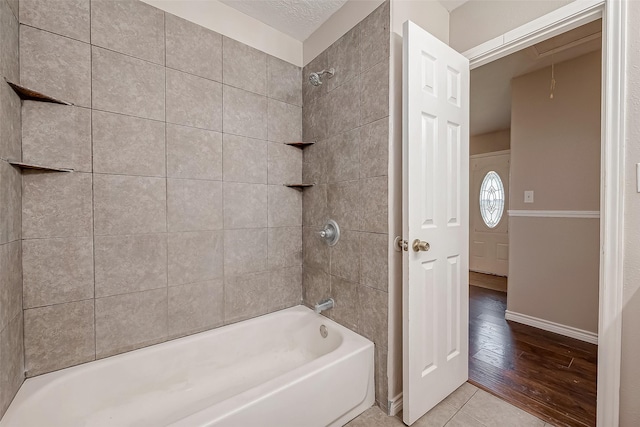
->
[[479, 171, 505, 228]]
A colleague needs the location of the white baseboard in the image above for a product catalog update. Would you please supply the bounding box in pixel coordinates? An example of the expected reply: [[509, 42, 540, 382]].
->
[[505, 310, 598, 345], [388, 392, 403, 416]]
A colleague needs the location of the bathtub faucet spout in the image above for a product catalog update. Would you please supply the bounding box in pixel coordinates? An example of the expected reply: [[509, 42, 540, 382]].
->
[[314, 298, 334, 314]]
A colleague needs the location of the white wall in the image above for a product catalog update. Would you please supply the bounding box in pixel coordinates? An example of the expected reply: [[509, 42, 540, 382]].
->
[[141, 0, 303, 66]]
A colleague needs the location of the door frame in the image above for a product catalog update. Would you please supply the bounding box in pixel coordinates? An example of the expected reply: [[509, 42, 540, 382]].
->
[[462, 1, 626, 425]]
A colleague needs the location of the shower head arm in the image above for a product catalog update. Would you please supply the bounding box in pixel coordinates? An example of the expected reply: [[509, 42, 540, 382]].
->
[[316, 68, 335, 78]]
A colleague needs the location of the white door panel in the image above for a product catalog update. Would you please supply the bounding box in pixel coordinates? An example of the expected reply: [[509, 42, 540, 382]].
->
[[402, 21, 469, 425]]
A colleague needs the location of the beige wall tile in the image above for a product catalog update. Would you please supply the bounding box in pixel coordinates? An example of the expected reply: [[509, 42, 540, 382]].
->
[[326, 26, 360, 93], [91, 0, 164, 65], [20, 25, 91, 107], [22, 103, 92, 173], [0, 241, 21, 331], [165, 13, 222, 82], [0, 0, 19, 82], [360, 232, 388, 292], [95, 288, 167, 358], [267, 99, 302, 143], [360, 61, 389, 126], [267, 56, 301, 106], [223, 182, 268, 229], [302, 267, 330, 307], [222, 134, 267, 184], [327, 128, 360, 183], [5, 0, 17, 19], [327, 180, 361, 231], [302, 94, 328, 142], [22, 171, 93, 239], [166, 124, 222, 181], [360, 176, 388, 233], [327, 77, 360, 138], [223, 37, 267, 95], [0, 161, 21, 243], [224, 271, 271, 323], [268, 227, 302, 270], [302, 183, 327, 228], [268, 185, 302, 228], [302, 138, 328, 185], [0, 84, 21, 161], [92, 46, 164, 121], [167, 179, 223, 232], [168, 280, 223, 338], [23, 237, 94, 308], [20, 0, 90, 42], [358, 285, 387, 348], [329, 276, 359, 330], [224, 228, 267, 276], [269, 266, 302, 309], [95, 233, 167, 298], [268, 142, 302, 185], [223, 85, 267, 140], [358, 1, 390, 72], [303, 226, 329, 273], [92, 110, 165, 177], [330, 230, 360, 283], [93, 174, 166, 236], [0, 313, 24, 416], [374, 345, 388, 409], [168, 231, 223, 286], [24, 300, 95, 376], [359, 117, 389, 179], [166, 69, 222, 131]]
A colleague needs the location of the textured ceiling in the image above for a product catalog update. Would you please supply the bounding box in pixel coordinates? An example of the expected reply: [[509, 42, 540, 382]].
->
[[471, 20, 602, 136], [220, 0, 349, 41]]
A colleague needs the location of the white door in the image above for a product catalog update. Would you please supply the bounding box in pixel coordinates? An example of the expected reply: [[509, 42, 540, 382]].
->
[[470, 152, 510, 276], [402, 21, 469, 425]]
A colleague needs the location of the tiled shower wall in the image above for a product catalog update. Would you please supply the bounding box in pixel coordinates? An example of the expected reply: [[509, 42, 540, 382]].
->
[[18, 0, 303, 377], [0, 0, 24, 417], [301, 1, 390, 410]]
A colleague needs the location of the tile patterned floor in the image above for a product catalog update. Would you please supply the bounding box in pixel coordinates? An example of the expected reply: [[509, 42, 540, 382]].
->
[[346, 382, 555, 427]]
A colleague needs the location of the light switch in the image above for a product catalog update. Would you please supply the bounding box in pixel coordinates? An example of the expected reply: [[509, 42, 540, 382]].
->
[[524, 191, 534, 203]]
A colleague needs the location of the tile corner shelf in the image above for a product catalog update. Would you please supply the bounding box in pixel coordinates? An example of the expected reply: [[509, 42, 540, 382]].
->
[[284, 183, 315, 190], [285, 142, 315, 148], [5, 79, 73, 105], [8, 161, 74, 173]]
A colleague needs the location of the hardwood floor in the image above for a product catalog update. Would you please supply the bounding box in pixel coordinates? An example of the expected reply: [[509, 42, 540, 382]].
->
[[469, 284, 598, 427]]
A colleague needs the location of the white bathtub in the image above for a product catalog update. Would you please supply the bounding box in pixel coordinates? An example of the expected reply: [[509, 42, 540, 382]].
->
[[1, 305, 374, 427]]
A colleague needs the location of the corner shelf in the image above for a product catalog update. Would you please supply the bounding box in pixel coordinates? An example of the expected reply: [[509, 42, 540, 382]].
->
[[8, 161, 74, 173], [5, 79, 73, 105], [284, 183, 315, 190], [285, 142, 315, 149]]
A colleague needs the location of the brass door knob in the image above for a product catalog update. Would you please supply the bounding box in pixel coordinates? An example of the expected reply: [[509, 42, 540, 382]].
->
[[412, 239, 430, 252]]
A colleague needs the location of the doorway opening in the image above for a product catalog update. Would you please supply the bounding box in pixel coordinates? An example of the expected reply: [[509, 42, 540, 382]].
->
[[467, 20, 601, 426]]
